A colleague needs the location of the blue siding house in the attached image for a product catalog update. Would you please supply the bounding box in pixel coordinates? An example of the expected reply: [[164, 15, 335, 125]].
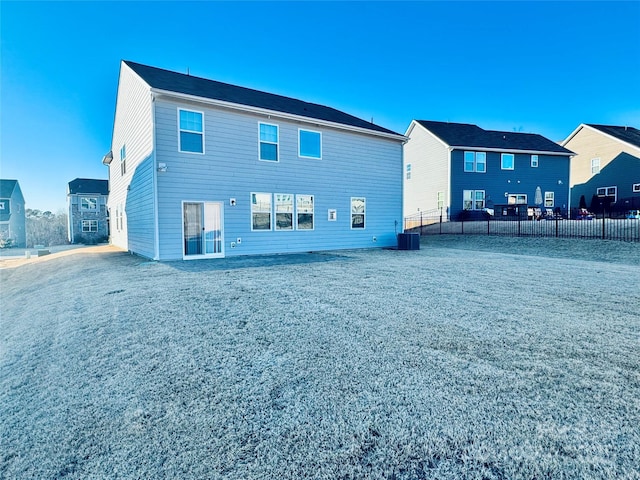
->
[[404, 120, 573, 222], [0, 179, 26, 248], [104, 61, 405, 260]]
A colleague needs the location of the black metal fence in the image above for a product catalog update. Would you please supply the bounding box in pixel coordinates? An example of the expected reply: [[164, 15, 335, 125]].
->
[[404, 211, 640, 242]]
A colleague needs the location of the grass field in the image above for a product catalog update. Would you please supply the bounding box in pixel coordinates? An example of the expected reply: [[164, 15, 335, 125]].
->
[[1, 236, 639, 479]]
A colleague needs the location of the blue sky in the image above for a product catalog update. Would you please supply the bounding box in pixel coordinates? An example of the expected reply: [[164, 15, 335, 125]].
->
[[1, 1, 639, 212]]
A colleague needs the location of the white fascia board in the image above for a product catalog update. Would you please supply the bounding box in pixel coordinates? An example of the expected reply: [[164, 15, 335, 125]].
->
[[449, 145, 573, 156], [151, 88, 407, 143], [560, 123, 585, 146]]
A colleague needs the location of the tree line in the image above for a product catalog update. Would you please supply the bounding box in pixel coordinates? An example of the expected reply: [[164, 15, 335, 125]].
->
[[26, 209, 68, 247]]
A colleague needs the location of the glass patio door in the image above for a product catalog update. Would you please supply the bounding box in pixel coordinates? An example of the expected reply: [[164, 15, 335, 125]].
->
[[183, 202, 224, 258]]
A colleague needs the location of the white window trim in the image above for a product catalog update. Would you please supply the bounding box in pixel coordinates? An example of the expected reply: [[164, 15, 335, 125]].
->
[[298, 128, 322, 160], [250, 192, 272, 231], [544, 191, 555, 207], [296, 194, 315, 231], [597, 185, 617, 202], [275, 193, 294, 231], [633, 183, 640, 193], [82, 220, 98, 233], [507, 193, 527, 205], [80, 197, 98, 211], [531, 155, 539, 167], [259, 122, 279, 162], [350, 197, 366, 230], [178, 108, 205, 154], [464, 151, 486, 173], [501, 153, 515, 170], [463, 190, 486, 210], [591, 157, 601, 174]]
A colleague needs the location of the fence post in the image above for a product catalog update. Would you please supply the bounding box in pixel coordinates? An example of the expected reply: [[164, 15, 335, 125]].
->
[[439, 211, 442, 235], [602, 211, 606, 239], [555, 217, 559, 237]]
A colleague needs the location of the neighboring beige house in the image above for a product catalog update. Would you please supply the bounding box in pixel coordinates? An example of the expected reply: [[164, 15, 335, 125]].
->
[[561, 124, 640, 215]]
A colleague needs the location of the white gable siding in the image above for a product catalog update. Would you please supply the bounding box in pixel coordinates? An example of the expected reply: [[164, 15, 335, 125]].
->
[[403, 123, 450, 219], [108, 62, 155, 253], [153, 98, 402, 259]]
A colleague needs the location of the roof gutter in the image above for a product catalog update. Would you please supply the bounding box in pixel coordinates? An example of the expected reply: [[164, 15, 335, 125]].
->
[[150, 88, 407, 143], [448, 145, 574, 156]]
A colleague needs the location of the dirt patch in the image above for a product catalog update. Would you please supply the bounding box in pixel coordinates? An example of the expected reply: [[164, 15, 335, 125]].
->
[[0, 245, 125, 270]]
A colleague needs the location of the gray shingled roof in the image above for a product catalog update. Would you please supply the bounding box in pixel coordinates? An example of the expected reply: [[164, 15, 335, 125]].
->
[[124, 61, 400, 136], [68, 178, 109, 195], [416, 120, 573, 154], [587, 124, 640, 149], [0, 179, 18, 198]]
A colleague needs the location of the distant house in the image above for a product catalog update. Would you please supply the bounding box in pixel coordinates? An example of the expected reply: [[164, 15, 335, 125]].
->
[[403, 120, 574, 223], [103, 60, 405, 260], [67, 178, 109, 244], [0, 179, 26, 248], [561, 124, 640, 215]]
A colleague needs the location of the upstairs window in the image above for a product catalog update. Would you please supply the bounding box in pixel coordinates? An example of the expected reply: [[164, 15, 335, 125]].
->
[[120, 145, 127, 175], [633, 183, 640, 193], [437, 191, 445, 209], [351, 197, 365, 229], [591, 157, 601, 174], [501, 153, 515, 170], [81, 197, 98, 211], [464, 151, 486, 173], [531, 155, 539, 167], [179, 109, 204, 153], [299, 129, 322, 159], [406, 164, 412, 180], [259, 123, 279, 161]]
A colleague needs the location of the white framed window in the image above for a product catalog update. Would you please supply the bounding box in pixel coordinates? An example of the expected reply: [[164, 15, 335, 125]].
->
[[406, 163, 412, 180], [501, 153, 515, 170], [463, 190, 485, 210], [437, 191, 444, 209], [633, 183, 640, 193], [328, 209, 337, 221], [178, 109, 204, 154], [0, 202, 5, 211], [351, 197, 365, 229], [591, 157, 601, 174], [299, 129, 322, 159], [82, 220, 98, 232], [296, 194, 314, 230], [597, 186, 617, 202], [251, 193, 272, 230], [275, 194, 294, 230], [120, 144, 127, 175], [544, 191, 554, 207], [80, 197, 98, 211], [531, 155, 539, 167], [507, 194, 527, 205], [464, 151, 486, 173], [259, 123, 279, 161]]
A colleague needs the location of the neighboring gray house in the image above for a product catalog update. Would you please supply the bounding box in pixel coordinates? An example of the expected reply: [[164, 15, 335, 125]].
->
[[103, 61, 405, 260], [0, 179, 26, 248], [67, 178, 109, 244]]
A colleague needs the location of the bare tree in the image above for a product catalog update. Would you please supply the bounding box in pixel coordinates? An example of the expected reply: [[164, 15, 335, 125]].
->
[[26, 209, 69, 247]]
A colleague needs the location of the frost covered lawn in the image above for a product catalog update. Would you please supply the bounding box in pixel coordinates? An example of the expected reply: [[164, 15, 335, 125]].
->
[[1, 237, 639, 479]]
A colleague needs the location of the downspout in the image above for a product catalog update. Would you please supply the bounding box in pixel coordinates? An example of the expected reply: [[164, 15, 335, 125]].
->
[[447, 147, 453, 219], [151, 93, 160, 260]]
